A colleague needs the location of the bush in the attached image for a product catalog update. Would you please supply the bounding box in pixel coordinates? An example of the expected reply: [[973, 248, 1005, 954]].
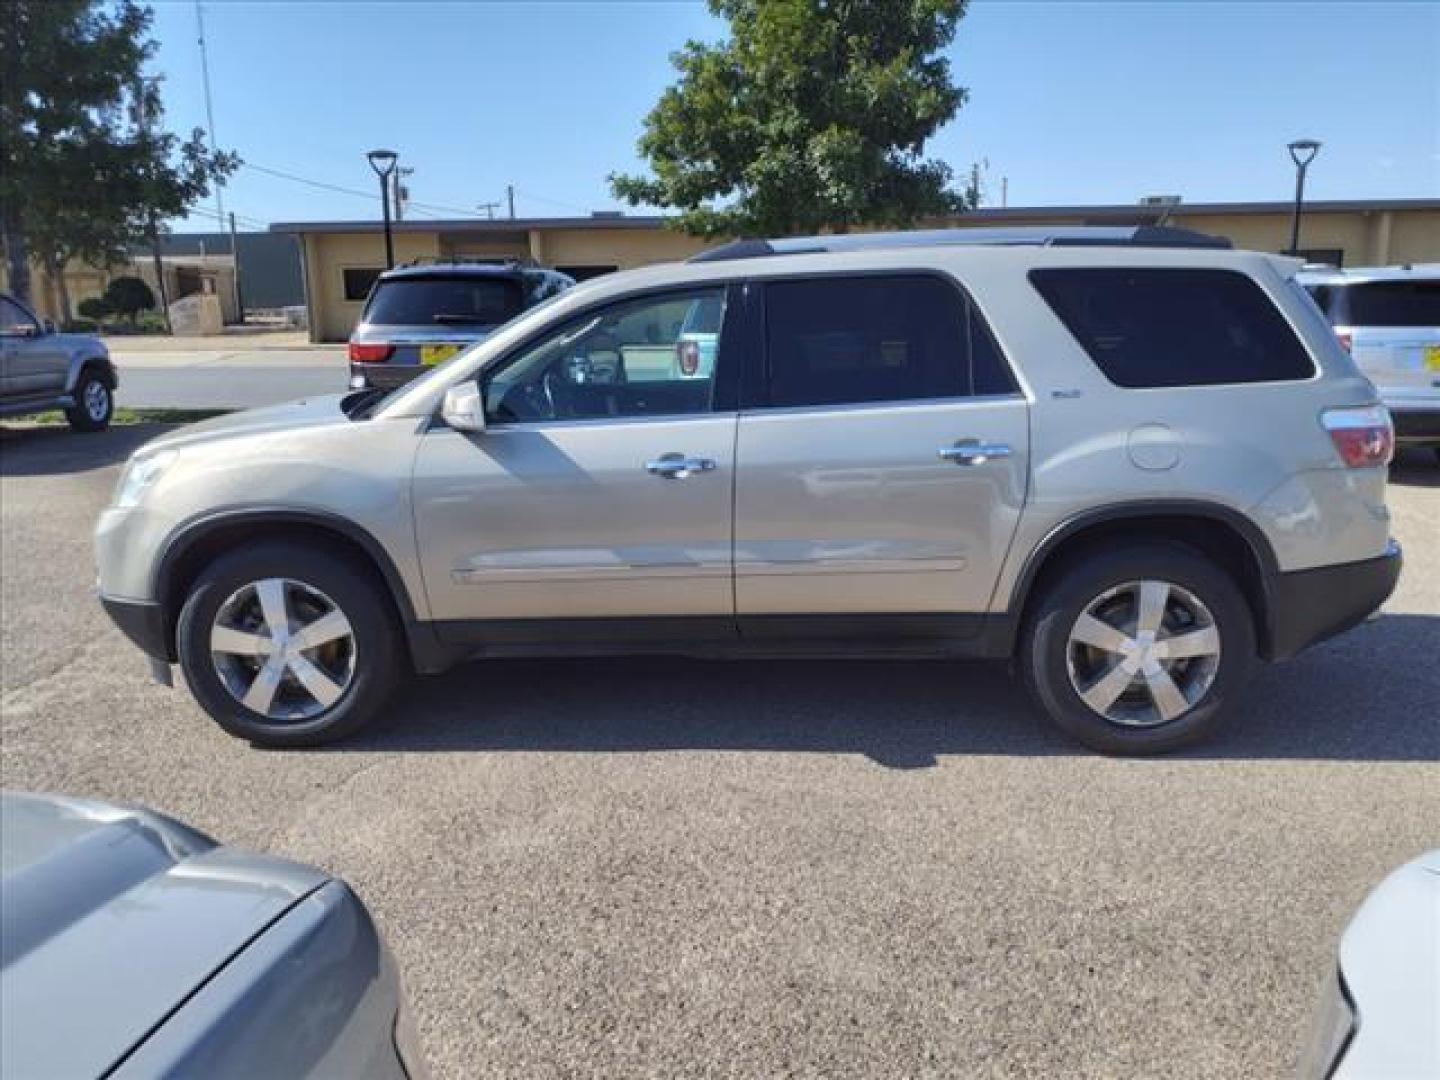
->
[[62, 318, 99, 333], [135, 310, 168, 333], [77, 297, 112, 321], [103, 276, 156, 322]]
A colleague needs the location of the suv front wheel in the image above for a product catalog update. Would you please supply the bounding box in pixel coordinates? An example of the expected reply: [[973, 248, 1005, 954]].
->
[[1021, 544, 1256, 754], [176, 543, 404, 747]]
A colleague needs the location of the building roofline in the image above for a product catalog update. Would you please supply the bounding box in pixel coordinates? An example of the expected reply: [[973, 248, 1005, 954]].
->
[[269, 198, 1438, 236]]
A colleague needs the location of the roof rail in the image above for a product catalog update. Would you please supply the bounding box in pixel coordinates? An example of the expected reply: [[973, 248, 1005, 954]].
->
[[688, 225, 1231, 263], [396, 255, 538, 269]]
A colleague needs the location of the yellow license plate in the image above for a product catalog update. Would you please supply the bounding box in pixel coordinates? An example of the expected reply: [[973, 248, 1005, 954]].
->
[[1425, 345, 1440, 371], [421, 344, 460, 366]]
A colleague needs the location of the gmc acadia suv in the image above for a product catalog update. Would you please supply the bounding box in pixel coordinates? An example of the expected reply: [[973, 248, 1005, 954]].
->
[[95, 226, 1401, 754]]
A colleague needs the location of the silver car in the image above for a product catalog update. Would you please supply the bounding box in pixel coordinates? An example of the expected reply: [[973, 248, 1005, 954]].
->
[[1297, 850, 1440, 1079], [0, 291, 116, 431], [0, 791, 426, 1079], [1299, 264, 1440, 456], [95, 226, 1401, 755]]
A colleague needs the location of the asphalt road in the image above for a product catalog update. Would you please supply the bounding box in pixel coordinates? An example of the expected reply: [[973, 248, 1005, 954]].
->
[[1, 425, 1437, 1079], [111, 345, 350, 410]]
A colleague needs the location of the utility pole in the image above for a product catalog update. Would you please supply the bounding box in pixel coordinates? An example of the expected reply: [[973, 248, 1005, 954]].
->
[[1001, 177, 1008, 209], [507, 184, 515, 219], [195, 3, 224, 229], [477, 201, 500, 220], [394, 166, 413, 221], [228, 211, 244, 323]]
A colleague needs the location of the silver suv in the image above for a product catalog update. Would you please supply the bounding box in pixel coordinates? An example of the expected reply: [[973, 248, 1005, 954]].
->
[[1298, 264, 1439, 457], [95, 226, 1401, 755], [1, 291, 116, 431]]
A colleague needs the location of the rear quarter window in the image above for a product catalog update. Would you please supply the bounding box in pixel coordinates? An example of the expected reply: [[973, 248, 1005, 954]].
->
[[1030, 267, 1315, 388]]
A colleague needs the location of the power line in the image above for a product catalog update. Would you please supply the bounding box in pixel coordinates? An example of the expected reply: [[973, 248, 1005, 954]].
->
[[240, 161, 489, 219]]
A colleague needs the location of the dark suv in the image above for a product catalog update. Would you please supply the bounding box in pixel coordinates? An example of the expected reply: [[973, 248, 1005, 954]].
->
[[347, 261, 573, 390]]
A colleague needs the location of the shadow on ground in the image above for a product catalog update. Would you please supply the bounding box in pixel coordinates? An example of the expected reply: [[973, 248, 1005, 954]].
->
[[334, 613, 1438, 767], [0, 422, 173, 477]]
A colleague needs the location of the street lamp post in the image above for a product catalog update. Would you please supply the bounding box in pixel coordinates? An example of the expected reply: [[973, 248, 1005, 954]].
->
[[366, 148, 399, 268], [1286, 139, 1321, 255]]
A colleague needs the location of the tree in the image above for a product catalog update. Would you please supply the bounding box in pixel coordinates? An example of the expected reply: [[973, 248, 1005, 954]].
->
[[103, 275, 154, 322], [0, 1, 237, 318], [76, 295, 111, 321], [610, 0, 972, 237]]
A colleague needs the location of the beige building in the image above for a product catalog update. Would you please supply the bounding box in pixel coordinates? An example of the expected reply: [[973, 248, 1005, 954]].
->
[[274, 198, 1440, 342]]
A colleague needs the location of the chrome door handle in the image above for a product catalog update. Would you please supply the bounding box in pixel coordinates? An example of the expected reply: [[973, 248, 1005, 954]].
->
[[939, 439, 1012, 465], [645, 453, 717, 479]]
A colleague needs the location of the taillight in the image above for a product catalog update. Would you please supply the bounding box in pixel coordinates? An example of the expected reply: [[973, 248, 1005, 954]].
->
[[676, 340, 700, 376], [1335, 331, 1353, 353], [349, 342, 393, 363], [1322, 405, 1393, 468]]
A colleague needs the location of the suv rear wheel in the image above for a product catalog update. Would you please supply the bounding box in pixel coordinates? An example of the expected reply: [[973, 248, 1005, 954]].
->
[[176, 543, 403, 747], [1021, 544, 1256, 754]]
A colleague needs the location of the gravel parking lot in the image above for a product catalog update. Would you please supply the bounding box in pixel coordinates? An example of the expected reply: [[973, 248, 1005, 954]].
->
[[2, 423, 1436, 1079]]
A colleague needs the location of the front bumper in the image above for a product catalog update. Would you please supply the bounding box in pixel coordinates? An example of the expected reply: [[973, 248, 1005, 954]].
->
[[1268, 541, 1401, 660], [100, 594, 172, 661]]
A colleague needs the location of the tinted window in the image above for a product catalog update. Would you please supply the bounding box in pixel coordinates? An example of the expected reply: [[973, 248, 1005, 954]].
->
[[483, 288, 726, 423], [365, 275, 524, 327], [1310, 280, 1439, 328], [342, 267, 383, 303], [763, 275, 1015, 408], [1030, 268, 1314, 387], [0, 297, 39, 335]]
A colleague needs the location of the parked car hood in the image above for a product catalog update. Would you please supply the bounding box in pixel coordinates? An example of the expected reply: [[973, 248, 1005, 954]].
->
[[142, 393, 352, 454], [0, 792, 327, 1078]]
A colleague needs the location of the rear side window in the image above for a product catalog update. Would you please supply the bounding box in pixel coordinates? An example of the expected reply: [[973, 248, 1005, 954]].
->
[[364, 276, 524, 327], [1030, 268, 1314, 388], [762, 274, 1017, 408], [1308, 280, 1439, 328]]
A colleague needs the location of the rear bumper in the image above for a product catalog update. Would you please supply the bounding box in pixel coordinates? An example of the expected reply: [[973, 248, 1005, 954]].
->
[[349, 363, 425, 392], [100, 594, 172, 662], [1267, 541, 1401, 660], [1390, 409, 1440, 444]]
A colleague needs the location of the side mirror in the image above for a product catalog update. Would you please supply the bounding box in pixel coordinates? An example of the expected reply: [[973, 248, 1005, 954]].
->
[[441, 383, 486, 433]]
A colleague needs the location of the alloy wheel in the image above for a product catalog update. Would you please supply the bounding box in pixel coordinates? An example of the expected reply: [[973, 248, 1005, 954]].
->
[[210, 578, 356, 721], [1064, 579, 1221, 727], [84, 381, 110, 421]]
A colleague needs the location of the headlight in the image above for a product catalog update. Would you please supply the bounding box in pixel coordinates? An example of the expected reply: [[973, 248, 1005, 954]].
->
[[1296, 969, 1357, 1080], [114, 450, 176, 508]]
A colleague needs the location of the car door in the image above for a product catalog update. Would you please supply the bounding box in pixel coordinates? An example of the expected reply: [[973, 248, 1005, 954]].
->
[[412, 284, 742, 644], [734, 272, 1029, 635], [1, 296, 65, 400]]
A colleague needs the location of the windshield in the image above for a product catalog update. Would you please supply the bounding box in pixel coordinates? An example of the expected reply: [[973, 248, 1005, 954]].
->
[[1308, 280, 1440, 328], [364, 275, 524, 327]]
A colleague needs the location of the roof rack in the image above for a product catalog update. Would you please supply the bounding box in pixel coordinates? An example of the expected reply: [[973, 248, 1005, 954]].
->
[[688, 225, 1231, 263]]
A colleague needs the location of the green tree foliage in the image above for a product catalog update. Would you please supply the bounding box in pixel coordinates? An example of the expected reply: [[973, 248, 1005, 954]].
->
[[103, 275, 154, 321], [0, 1, 238, 319], [611, 0, 971, 237], [76, 295, 111, 321]]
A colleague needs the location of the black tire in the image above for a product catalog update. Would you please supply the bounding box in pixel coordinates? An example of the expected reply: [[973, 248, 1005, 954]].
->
[[176, 542, 405, 747], [64, 368, 113, 432], [1019, 543, 1256, 755]]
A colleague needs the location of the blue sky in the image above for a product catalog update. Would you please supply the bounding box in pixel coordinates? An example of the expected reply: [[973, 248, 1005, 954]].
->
[[146, 0, 1439, 231]]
